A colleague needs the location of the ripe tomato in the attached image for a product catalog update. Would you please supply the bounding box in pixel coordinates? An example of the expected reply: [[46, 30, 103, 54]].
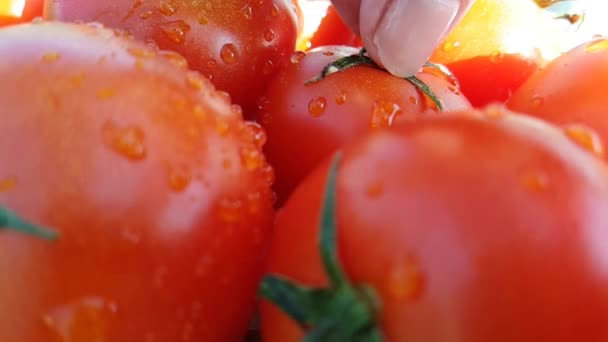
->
[[0, 21, 273, 341], [308, 5, 362, 50], [45, 0, 298, 115], [258, 45, 470, 205], [261, 106, 608, 342], [430, 0, 561, 64], [446, 53, 540, 107], [507, 38, 608, 148], [0, 0, 43, 27]]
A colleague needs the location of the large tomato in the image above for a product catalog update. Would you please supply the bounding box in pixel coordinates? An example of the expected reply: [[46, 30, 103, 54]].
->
[[45, 0, 298, 115], [507, 38, 608, 146], [0, 21, 273, 341], [258, 45, 470, 205], [260, 106, 608, 341], [430, 0, 562, 64], [0, 0, 43, 27], [446, 53, 540, 107], [308, 5, 362, 50]]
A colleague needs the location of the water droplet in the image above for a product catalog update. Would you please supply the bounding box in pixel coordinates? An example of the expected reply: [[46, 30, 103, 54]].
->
[[386, 256, 424, 301], [140, 10, 154, 19], [323, 51, 334, 56], [371, 100, 402, 128], [96, 88, 117, 100], [42, 297, 117, 341], [159, 50, 188, 69], [261, 163, 275, 186], [489, 51, 504, 64], [240, 145, 264, 171], [241, 5, 253, 20], [335, 90, 347, 105], [531, 96, 544, 108], [271, 4, 280, 17], [442, 41, 460, 52], [220, 44, 239, 65], [521, 170, 549, 193], [218, 198, 243, 223], [168, 165, 192, 192], [0, 177, 16, 192], [244, 121, 267, 148], [563, 124, 604, 158], [42, 52, 60, 63], [290, 51, 306, 63], [157, 0, 176, 16], [585, 39, 608, 53], [308, 96, 327, 117], [102, 121, 147, 161], [161, 20, 191, 44], [196, 12, 209, 25], [262, 59, 274, 75], [264, 29, 275, 42]]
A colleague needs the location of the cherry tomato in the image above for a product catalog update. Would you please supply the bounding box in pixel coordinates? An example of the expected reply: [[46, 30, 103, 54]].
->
[[258, 46, 470, 205], [261, 106, 608, 342], [0, 21, 274, 341], [45, 0, 298, 115], [430, 0, 561, 64], [0, 0, 43, 27], [507, 38, 608, 152], [308, 5, 362, 50], [446, 53, 540, 107]]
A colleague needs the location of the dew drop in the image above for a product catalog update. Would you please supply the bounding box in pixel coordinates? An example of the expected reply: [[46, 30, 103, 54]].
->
[[102, 121, 147, 161], [308, 96, 327, 117], [244, 121, 267, 148], [241, 5, 253, 20], [240, 145, 264, 171], [290, 51, 306, 63], [42, 52, 60, 63], [563, 124, 605, 158], [386, 257, 424, 301], [264, 29, 275, 42], [370, 100, 402, 128], [157, 0, 176, 16], [585, 39, 608, 53], [196, 12, 209, 25], [335, 90, 347, 105], [0, 177, 16, 193], [220, 44, 239, 65], [262, 59, 274, 75], [489, 51, 504, 64], [161, 20, 191, 44], [271, 4, 280, 17]]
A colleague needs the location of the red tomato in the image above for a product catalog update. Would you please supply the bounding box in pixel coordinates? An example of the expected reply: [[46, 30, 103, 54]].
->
[[261, 106, 608, 342], [308, 5, 362, 49], [0, 21, 273, 341], [0, 0, 43, 27], [258, 46, 470, 205], [507, 38, 608, 150], [45, 0, 298, 115], [446, 53, 540, 107]]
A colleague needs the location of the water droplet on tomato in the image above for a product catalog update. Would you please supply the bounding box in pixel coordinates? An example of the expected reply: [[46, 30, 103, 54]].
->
[[386, 256, 425, 301], [563, 124, 605, 158], [42, 52, 61, 63], [521, 170, 549, 193], [290, 51, 306, 63], [0, 177, 16, 193], [489, 51, 504, 64], [271, 4, 280, 17], [42, 297, 117, 341], [161, 20, 191, 44], [240, 145, 264, 171], [220, 44, 239, 65], [308, 96, 327, 117], [168, 165, 192, 192], [157, 0, 176, 16], [335, 91, 347, 105], [262, 59, 274, 75], [244, 121, 267, 148], [241, 5, 253, 20], [366, 182, 384, 198], [531, 96, 544, 108], [102, 121, 147, 161], [96, 88, 117, 100], [264, 29, 275, 42], [196, 12, 209, 25], [442, 41, 460, 52], [585, 39, 608, 53], [371, 100, 402, 128], [140, 10, 154, 19]]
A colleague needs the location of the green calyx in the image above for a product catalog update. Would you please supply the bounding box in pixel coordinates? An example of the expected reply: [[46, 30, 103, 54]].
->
[[0, 206, 58, 240], [305, 48, 450, 111], [259, 153, 384, 342]]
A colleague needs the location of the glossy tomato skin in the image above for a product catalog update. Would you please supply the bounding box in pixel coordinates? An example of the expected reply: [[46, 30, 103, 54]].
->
[[507, 38, 608, 143], [261, 107, 608, 341], [0, 22, 273, 341], [45, 0, 298, 116], [308, 5, 362, 50], [258, 46, 470, 205], [447, 53, 540, 107]]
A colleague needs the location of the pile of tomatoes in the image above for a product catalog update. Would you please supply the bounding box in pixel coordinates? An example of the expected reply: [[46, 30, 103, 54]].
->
[[1, 0, 608, 341]]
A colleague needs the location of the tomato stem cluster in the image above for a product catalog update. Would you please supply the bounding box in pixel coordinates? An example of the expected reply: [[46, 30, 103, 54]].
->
[[259, 153, 384, 342], [0, 206, 58, 240]]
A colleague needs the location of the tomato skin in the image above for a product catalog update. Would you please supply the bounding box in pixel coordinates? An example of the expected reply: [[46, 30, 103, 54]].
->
[[261, 107, 608, 341], [447, 53, 540, 107], [308, 5, 362, 49], [45, 0, 298, 116], [0, 22, 273, 341], [507, 38, 608, 143], [258, 46, 470, 205]]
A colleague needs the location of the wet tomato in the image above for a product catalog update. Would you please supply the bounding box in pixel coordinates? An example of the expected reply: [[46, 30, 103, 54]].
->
[[258, 45, 470, 205], [261, 106, 608, 342], [0, 21, 273, 341], [45, 0, 299, 115]]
